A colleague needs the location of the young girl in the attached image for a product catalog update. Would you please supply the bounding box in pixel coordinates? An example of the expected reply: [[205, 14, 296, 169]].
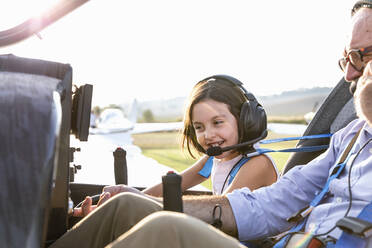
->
[[143, 74, 278, 196], [74, 75, 278, 216]]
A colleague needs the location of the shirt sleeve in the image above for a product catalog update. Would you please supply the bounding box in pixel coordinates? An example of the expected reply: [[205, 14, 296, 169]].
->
[[197, 156, 214, 178], [226, 120, 361, 241]]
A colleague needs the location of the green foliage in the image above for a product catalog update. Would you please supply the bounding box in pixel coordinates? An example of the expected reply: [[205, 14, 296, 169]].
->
[[106, 104, 122, 110], [92, 106, 102, 115], [142, 109, 155, 123], [91, 104, 123, 118]]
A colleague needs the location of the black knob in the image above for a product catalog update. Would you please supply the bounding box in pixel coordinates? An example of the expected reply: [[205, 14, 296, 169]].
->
[[162, 171, 183, 212], [113, 147, 128, 185]]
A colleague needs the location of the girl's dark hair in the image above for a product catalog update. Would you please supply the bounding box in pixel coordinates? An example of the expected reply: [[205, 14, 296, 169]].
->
[[181, 78, 248, 158]]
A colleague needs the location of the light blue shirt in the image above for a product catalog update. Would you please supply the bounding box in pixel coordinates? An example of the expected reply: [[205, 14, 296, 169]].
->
[[227, 118, 372, 244]]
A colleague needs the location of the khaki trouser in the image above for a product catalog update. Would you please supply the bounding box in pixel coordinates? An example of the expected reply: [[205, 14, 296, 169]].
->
[[51, 192, 246, 248]]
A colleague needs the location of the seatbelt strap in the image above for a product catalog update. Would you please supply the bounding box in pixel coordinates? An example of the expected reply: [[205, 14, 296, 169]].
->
[[306, 128, 361, 209], [228, 157, 250, 185], [287, 128, 362, 223], [273, 128, 362, 248], [256, 133, 332, 155], [337, 128, 362, 164], [259, 133, 332, 145], [246, 145, 329, 158]]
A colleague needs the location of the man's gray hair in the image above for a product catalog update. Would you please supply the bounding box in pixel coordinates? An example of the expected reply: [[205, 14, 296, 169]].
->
[[352, 0, 372, 16]]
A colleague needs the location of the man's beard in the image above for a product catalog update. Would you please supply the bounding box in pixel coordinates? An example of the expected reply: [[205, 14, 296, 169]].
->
[[355, 79, 372, 126]]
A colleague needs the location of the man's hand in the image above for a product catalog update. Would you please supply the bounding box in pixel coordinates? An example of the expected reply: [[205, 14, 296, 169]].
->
[[355, 61, 372, 126], [72, 185, 144, 217], [101, 184, 143, 198]]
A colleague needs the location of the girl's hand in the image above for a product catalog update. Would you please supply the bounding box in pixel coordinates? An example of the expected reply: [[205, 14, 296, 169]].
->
[[72, 185, 143, 217], [72, 191, 111, 217]]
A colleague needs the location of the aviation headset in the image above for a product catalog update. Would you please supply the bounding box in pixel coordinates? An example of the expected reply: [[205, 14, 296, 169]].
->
[[199, 75, 268, 149]]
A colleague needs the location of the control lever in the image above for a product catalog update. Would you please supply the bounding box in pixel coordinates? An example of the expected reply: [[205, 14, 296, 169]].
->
[[162, 171, 183, 212], [113, 147, 128, 185]]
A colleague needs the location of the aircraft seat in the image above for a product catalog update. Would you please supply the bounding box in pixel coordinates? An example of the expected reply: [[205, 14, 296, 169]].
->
[[0, 71, 60, 247], [282, 77, 357, 174], [0, 54, 73, 247]]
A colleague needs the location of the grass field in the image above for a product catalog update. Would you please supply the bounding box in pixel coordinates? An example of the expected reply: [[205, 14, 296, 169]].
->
[[132, 131, 298, 190]]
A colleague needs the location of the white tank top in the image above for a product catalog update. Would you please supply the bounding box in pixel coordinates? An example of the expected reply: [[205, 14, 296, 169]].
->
[[211, 155, 243, 195], [210, 143, 279, 195]]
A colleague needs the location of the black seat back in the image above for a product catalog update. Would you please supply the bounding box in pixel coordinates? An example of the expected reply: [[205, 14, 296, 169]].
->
[[282, 78, 357, 174]]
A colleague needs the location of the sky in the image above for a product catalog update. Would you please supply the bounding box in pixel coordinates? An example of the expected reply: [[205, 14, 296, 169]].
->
[[1, 0, 356, 107]]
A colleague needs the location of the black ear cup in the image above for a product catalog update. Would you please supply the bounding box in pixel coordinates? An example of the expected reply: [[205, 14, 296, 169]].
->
[[239, 100, 267, 143]]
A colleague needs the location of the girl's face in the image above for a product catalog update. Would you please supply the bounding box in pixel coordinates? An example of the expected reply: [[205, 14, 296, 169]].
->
[[192, 99, 239, 161]]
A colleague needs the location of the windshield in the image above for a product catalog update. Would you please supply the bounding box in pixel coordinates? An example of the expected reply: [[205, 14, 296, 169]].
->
[[0, 0, 351, 108]]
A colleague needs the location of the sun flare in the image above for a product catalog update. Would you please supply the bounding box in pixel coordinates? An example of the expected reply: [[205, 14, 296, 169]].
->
[[1, 0, 57, 30]]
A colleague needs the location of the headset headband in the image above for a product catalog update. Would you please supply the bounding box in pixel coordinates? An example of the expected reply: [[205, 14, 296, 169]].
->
[[200, 74, 257, 102]]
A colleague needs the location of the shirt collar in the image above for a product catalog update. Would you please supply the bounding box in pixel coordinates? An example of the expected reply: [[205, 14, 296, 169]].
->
[[363, 120, 372, 135], [214, 154, 242, 165]]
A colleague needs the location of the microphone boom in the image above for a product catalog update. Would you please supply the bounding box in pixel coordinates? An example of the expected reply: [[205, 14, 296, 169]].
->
[[206, 130, 268, 156]]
